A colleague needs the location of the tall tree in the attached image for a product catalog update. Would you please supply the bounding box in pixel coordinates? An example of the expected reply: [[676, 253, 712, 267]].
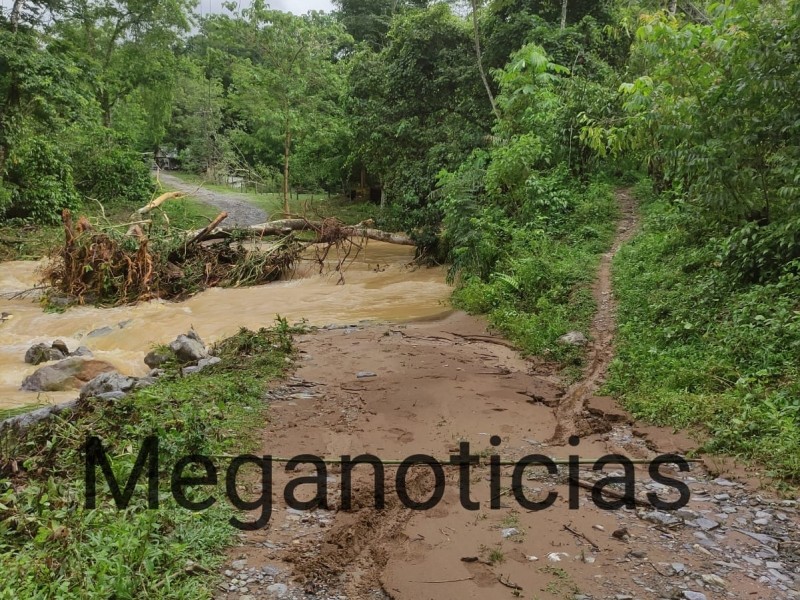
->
[[230, 2, 350, 213]]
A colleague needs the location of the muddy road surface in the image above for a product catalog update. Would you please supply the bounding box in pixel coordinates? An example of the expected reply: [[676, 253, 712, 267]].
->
[[214, 191, 799, 600], [216, 315, 799, 600]]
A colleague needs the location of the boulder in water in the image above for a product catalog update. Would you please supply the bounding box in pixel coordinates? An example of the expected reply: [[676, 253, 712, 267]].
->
[[24, 343, 66, 365], [169, 330, 208, 363], [21, 358, 117, 392]]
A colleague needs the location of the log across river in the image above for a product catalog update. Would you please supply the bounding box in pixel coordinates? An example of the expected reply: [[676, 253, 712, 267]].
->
[[0, 242, 451, 410]]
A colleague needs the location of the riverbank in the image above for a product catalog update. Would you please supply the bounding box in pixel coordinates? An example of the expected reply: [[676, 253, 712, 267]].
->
[[0, 325, 295, 598]]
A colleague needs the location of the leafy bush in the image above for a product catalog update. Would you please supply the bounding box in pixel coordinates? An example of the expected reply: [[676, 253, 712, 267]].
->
[[69, 132, 155, 208], [1, 135, 80, 224]]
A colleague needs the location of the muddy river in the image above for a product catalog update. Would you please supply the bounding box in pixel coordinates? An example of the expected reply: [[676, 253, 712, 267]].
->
[[0, 242, 451, 410]]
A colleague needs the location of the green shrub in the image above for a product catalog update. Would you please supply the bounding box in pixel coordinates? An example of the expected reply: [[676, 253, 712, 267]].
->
[[70, 134, 155, 208], [1, 135, 80, 223]]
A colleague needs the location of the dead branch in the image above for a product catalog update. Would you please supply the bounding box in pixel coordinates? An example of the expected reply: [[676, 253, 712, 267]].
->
[[187, 211, 228, 245], [137, 191, 186, 215]]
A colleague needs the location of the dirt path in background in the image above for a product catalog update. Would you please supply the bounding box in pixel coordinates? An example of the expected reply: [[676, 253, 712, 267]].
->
[[214, 192, 799, 600], [156, 171, 269, 226]]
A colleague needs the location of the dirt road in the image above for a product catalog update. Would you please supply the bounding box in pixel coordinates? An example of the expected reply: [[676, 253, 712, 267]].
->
[[214, 193, 800, 600], [157, 171, 269, 226]]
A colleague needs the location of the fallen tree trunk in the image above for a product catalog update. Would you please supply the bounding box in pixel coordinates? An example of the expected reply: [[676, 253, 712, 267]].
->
[[190, 218, 416, 246]]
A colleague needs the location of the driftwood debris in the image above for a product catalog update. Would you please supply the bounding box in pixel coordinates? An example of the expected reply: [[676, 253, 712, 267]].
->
[[187, 211, 228, 245], [191, 218, 415, 246]]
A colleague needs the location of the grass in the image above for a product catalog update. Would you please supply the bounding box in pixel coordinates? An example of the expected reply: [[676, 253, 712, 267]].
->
[[607, 180, 800, 480], [0, 322, 296, 598], [451, 178, 618, 367], [165, 171, 377, 225]]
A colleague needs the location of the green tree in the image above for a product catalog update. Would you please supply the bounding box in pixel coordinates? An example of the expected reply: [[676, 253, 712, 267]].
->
[[227, 3, 350, 213]]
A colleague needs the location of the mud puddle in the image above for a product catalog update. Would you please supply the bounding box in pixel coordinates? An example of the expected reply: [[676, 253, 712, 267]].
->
[[0, 242, 451, 409]]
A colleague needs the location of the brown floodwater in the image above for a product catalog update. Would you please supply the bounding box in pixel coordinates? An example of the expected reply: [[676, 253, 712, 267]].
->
[[0, 242, 452, 410]]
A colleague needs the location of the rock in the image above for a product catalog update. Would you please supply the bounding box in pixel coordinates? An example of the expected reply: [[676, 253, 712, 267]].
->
[[24, 343, 66, 365], [87, 326, 114, 338], [356, 371, 377, 378], [641, 510, 682, 526], [735, 529, 778, 545], [701, 573, 726, 587], [169, 333, 208, 363], [683, 592, 707, 600], [197, 356, 222, 369], [134, 376, 157, 389], [144, 349, 172, 369], [182, 366, 201, 375], [231, 559, 247, 571], [713, 478, 736, 487], [21, 358, 116, 392], [80, 371, 136, 400], [95, 391, 127, 401], [672, 562, 687, 574], [266, 583, 288, 598], [557, 331, 588, 346], [51, 339, 70, 355], [693, 517, 720, 531], [629, 550, 647, 559], [71, 346, 93, 357]]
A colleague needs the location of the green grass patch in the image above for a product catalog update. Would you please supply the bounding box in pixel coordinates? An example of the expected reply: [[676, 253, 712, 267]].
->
[[451, 178, 618, 366], [0, 322, 296, 598], [607, 181, 800, 479]]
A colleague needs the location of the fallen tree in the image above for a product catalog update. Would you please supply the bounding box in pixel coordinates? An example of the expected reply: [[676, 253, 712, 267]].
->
[[42, 209, 418, 306], [191, 218, 415, 246]]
